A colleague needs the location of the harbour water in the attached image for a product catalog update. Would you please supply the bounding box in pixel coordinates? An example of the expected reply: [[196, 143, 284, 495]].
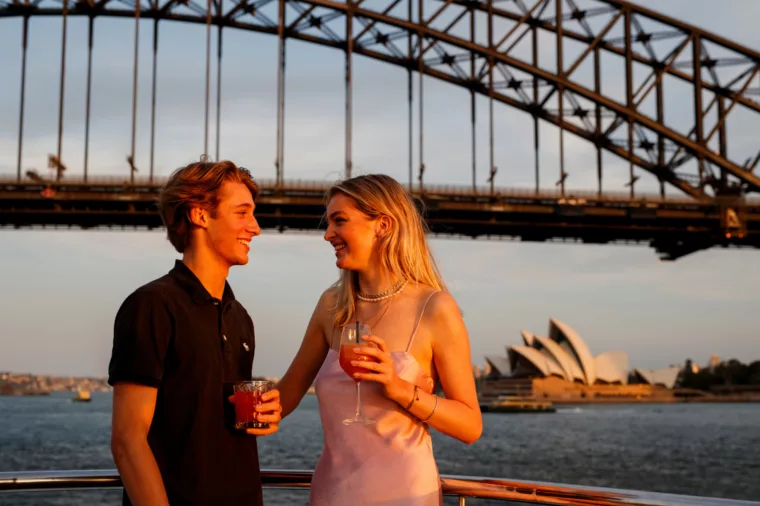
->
[[1, 392, 759, 505]]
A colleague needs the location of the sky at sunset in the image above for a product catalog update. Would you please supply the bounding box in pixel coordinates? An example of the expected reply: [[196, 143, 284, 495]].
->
[[0, 0, 757, 378]]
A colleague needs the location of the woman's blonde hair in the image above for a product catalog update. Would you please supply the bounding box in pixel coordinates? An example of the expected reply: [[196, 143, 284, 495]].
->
[[327, 174, 447, 326]]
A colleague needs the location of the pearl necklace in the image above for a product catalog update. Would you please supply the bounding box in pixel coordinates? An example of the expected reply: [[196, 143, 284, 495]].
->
[[357, 279, 407, 302]]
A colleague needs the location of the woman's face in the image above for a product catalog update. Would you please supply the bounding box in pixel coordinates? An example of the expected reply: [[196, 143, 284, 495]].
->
[[324, 193, 380, 271]]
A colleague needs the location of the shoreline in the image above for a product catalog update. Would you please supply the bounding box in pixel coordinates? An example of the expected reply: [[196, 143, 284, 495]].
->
[[546, 396, 760, 404]]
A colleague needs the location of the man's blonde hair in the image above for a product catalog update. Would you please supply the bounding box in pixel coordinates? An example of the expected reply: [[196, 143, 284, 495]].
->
[[158, 159, 258, 253]]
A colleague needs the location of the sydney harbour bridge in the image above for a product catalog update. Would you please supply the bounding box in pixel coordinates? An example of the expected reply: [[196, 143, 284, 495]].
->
[[0, 0, 758, 260]]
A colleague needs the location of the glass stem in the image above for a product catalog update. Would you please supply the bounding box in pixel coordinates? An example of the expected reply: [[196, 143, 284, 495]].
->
[[355, 381, 362, 419]]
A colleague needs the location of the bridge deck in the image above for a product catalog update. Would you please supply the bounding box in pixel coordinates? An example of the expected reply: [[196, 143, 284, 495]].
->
[[2, 177, 759, 261]]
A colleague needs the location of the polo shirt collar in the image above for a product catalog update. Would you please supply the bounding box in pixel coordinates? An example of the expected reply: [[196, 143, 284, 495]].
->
[[169, 260, 236, 305]]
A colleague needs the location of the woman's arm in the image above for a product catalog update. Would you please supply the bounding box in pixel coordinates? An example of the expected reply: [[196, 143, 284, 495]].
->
[[276, 289, 333, 418], [412, 292, 482, 443], [355, 292, 483, 444]]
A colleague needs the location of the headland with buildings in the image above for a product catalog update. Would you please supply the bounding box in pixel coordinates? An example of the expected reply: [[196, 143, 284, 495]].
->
[[0, 372, 289, 396], [474, 318, 760, 404], [0, 371, 111, 396], [4, 319, 758, 404]]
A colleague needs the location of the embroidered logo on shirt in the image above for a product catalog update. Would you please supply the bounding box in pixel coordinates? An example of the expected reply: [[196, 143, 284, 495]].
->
[[242, 342, 250, 352]]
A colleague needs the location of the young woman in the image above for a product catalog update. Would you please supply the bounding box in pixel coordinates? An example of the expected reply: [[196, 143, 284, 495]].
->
[[275, 174, 482, 505]]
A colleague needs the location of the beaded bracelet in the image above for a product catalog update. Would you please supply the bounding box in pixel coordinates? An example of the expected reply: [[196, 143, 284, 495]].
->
[[421, 396, 438, 423], [405, 385, 420, 410]]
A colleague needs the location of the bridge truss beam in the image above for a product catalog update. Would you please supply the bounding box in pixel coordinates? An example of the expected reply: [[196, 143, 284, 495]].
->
[[2, 0, 758, 203]]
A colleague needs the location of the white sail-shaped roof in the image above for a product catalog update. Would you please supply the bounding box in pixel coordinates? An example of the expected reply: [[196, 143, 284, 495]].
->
[[594, 351, 629, 384], [549, 318, 596, 385], [485, 355, 511, 376], [634, 366, 680, 388], [498, 319, 664, 387], [508, 346, 565, 379], [533, 336, 586, 383]]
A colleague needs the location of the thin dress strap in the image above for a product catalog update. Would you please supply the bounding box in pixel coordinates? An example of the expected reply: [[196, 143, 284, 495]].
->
[[405, 290, 440, 353]]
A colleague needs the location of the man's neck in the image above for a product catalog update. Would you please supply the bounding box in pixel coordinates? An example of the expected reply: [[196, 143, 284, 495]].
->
[[182, 247, 230, 300]]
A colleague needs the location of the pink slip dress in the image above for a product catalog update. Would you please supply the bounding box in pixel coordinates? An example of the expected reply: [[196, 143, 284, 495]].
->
[[310, 292, 442, 506]]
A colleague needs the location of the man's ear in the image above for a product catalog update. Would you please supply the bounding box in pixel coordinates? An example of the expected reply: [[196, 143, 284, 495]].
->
[[188, 206, 209, 229]]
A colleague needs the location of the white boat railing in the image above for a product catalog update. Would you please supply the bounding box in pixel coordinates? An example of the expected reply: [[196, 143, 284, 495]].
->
[[0, 469, 758, 506]]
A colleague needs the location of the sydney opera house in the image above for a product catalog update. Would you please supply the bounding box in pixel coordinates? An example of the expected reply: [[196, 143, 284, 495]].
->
[[482, 318, 682, 401]]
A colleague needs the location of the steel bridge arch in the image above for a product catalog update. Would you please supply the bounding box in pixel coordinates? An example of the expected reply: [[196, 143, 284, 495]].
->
[[2, 0, 759, 201]]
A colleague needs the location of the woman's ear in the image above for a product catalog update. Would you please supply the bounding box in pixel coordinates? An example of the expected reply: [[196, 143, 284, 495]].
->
[[188, 206, 209, 229], [376, 215, 393, 238]]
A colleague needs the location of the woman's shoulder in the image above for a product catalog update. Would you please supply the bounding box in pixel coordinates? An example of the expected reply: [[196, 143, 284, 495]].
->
[[412, 285, 458, 316], [414, 288, 466, 349], [319, 286, 338, 303], [309, 288, 338, 344], [314, 287, 339, 316]]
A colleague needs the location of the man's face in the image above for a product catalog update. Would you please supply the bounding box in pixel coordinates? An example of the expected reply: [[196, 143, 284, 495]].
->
[[204, 180, 260, 267]]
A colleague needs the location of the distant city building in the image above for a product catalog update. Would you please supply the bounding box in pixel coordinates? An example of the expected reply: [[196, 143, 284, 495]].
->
[[488, 318, 682, 389]]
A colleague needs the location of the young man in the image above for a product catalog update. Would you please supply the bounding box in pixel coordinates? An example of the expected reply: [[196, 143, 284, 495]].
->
[[108, 160, 281, 506]]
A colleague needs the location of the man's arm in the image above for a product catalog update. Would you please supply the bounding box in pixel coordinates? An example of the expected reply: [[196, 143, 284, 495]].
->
[[111, 382, 170, 506], [108, 288, 173, 502]]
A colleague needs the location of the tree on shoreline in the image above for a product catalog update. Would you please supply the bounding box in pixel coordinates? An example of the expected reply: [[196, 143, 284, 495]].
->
[[679, 359, 760, 390]]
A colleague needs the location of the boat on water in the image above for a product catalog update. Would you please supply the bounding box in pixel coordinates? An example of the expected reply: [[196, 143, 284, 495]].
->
[[72, 389, 91, 402], [480, 395, 555, 413]]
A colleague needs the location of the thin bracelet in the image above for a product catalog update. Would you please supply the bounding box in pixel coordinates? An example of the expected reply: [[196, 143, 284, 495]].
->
[[405, 385, 420, 410], [421, 396, 438, 423]]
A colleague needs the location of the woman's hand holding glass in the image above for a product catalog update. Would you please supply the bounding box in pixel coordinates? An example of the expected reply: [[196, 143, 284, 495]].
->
[[250, 389, 282, 436], [351, 335, 406, 403], [227, 387, 282, 436]]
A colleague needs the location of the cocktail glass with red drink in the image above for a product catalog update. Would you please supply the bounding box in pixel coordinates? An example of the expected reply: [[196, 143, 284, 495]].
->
[[233, 380, 274, 430], [339, 322, 377, 425]]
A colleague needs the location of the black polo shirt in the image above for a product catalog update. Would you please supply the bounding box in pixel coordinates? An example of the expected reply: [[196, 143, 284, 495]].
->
[[108, 260, 263, 506]]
